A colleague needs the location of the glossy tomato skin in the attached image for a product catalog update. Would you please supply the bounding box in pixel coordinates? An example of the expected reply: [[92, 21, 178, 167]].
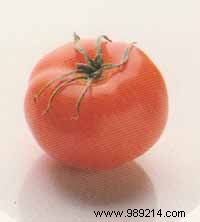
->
[[25, 39, 168, 170]]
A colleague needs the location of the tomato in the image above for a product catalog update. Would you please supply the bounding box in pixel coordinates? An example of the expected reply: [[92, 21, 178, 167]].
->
[[24, 34, 168, 170]]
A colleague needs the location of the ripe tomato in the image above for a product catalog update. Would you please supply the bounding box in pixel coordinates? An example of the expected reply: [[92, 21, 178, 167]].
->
[[24, 34, 168, 170]]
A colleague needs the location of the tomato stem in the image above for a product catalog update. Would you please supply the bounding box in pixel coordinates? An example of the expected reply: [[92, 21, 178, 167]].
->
[[34, 33, 135, 119]]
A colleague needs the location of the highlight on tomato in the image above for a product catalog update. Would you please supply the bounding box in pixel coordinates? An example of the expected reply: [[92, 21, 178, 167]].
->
[[24, 33, 168, 170]]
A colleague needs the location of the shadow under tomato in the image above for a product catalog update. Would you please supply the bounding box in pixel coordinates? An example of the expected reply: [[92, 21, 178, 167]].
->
[[19, 155, 157, 222]]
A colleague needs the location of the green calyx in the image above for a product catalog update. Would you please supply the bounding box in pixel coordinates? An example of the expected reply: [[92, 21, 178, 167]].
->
[[73, 32, 134, 80], [34, 33, 135, 119]]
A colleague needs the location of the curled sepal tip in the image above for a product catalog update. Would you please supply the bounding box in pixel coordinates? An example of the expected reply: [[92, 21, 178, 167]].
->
[[102, 42, 135, 70], [95, 35, 112, 67], [73, 33, 96, 69]]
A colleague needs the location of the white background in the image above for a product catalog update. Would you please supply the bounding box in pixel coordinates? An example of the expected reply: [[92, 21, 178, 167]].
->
[[0, 0, 200, 221]]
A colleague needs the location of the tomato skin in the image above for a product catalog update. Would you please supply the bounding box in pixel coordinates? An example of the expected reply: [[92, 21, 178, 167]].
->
[[25, 39, 168, 170]]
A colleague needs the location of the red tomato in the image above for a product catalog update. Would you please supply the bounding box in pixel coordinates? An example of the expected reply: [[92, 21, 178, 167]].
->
[[24, 34, 168, 170]]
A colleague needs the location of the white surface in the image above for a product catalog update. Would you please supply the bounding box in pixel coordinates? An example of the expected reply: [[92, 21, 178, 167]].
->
[[0, 0, 200, 221], [181, 206, 200, 222], [0, 212, 15, 222]]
